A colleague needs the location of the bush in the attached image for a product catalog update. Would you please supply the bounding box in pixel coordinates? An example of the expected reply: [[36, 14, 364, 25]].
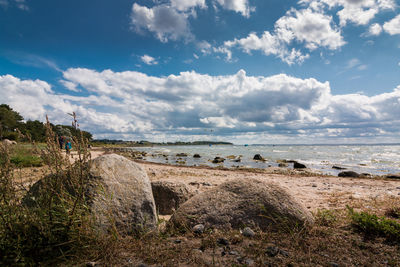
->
[[10, 154, 43, 167], [348, 206, 400, 242], [0, 117, 96, 265]]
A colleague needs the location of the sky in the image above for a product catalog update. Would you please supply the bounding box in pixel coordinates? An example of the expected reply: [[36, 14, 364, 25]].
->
[[0, 0, 400, 144]]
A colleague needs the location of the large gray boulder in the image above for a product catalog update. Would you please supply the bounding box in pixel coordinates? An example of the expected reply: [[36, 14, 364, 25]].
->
[[24, 154, 157, 235], [170, 178, 313, 231], [151, 181, 193, 215], [89, 154, 157, 234]]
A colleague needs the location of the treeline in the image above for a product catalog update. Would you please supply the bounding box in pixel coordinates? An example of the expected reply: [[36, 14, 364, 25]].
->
[[0, 104, 92, 142], [93, 139, 233, 146]]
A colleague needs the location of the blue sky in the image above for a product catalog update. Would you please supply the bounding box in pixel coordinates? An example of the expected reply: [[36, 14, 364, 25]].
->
[[0, 0, 400, 144]]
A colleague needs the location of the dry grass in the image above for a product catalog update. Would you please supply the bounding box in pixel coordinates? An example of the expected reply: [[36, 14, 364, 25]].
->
[[53, 196, 400, 266]]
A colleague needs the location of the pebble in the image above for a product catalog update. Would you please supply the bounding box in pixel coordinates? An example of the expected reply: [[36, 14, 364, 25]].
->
[[244, 258, 255, 266], [242, 227, 255, 238], [237, 257, 254, 266], [192, 249, 203, 254], [279, 249, 289, 257], [86, 262, 98, 267], [312, 184, 317, 187], [217, 237, 230, 246], [174, 239, 182, 244], [192, 224, 205, 234], [266, 246, 280, 257], [137, 264, 148, 267], [229, 250, 240, 256], [397, 187, 400, 189], [329, 263, 339, 267]]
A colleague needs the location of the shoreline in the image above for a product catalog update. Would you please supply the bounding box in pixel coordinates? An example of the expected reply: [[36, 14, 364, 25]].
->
[[87, 147, 400, 213], [25, 147, 399, 213]]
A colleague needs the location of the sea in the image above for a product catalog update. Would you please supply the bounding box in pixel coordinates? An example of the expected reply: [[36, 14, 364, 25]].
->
[[129, 144, 400, 176]]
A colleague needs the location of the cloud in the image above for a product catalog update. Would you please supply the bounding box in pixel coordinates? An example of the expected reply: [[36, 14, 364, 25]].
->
[[14, 0, 28, 10], [170, 0, 206, 11], [383, 14, 400, 35], [3, 69, 400, 143], [275, 8, 345, 50], [197, 40, 212, 55], [141, 54, 158, 65], [0, 0, 9, 8], [366, 23, 383, 36], [346, 58, 361, 69], [216, 8, 344, 64], [214, 0, 254, 17], [300, 0, 396, 26], [130, 3, 193, 42], [5, 53, 62, 72]]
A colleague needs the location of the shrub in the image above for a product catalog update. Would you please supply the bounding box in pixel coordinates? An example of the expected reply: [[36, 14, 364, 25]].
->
[[348, 206, 400, 242], [0, 116, 96, 265]]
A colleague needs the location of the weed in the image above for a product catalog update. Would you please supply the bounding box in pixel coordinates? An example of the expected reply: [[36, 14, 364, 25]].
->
[[0, 115, 98, 265], [315, 209, 338, 226], [348, 206, 400, 242]]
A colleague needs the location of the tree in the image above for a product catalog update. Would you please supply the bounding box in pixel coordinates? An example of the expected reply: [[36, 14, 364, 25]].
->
[[24, 120, 46, 142], [0, 104, 24, 140]]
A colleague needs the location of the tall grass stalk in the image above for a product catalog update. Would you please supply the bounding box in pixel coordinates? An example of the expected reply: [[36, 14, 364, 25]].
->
[[0, 115, 97, 265]]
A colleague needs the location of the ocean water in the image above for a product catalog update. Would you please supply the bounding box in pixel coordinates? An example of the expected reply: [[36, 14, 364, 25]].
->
[[130, 144, 400, 176]]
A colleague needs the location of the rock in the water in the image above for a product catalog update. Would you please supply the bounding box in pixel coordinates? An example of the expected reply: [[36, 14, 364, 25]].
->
[[386, 174, 400, 179], [253, 154, 264, 161], [338, 171, 359, 178], [176, 153, 188, 157], [293, 162, 307, 169], [212, 157, 225, 164], [233, 157, 241, 163], [151, 180, 193, 215], [170, 178, 314, 231], [332, 166, 346, 170], [193, 154, 201, 158]]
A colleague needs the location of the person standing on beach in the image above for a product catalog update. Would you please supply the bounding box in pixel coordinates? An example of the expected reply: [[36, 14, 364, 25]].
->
[[58, 135, 64, 150], [65, 140, 72, 154]]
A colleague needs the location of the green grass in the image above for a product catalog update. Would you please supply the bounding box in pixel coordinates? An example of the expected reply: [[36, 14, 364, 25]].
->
[[348, 206, 400, 242], [9, 143, 44, 167]]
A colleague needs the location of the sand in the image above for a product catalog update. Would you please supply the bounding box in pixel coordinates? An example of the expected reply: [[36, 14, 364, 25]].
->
[[52, 148, 400, 212]]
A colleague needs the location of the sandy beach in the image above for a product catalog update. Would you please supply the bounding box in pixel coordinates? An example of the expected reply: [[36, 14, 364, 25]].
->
[[86, 148, 400, 212]]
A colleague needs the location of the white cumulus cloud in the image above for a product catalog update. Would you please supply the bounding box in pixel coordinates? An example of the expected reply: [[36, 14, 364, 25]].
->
[[300, 0, 396, 26], [170, 0, 206, 11], [367, 23, 383, 36], [215, 0, 254, 17], [130, 3, 193, 42], [216, 8, 344, 64], [2, 70, 400, 143], [383, 14, 400, 35], [141, 54, 158, 65]]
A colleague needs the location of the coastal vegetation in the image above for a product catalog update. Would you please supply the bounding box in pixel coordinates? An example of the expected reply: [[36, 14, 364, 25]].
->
[[0, 104, 92, 143], [92, 139, 233, 147]]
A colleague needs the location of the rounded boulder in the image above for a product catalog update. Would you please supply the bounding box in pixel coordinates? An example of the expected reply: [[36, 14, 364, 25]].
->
[[170, 178, 313, 231], [88, 154, 157, 234], [151, 180, 193, 215]]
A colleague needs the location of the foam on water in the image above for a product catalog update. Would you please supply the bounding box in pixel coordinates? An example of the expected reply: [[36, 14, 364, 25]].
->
[[131, 144, 400, 176]]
